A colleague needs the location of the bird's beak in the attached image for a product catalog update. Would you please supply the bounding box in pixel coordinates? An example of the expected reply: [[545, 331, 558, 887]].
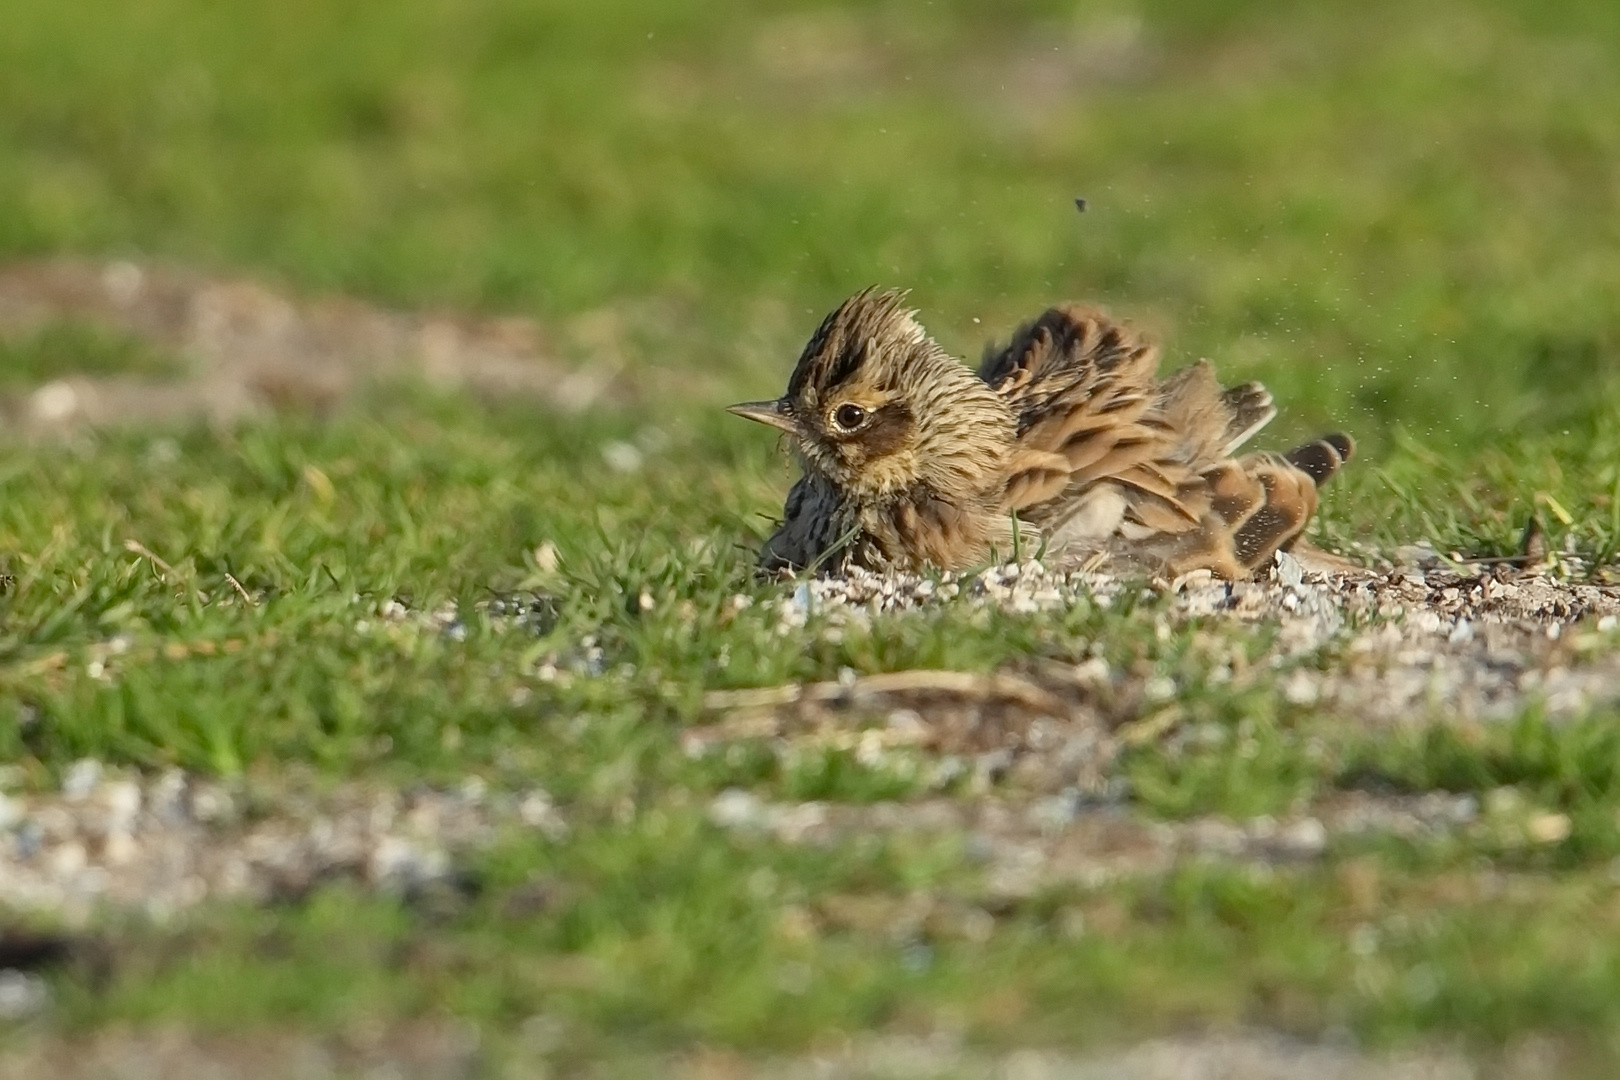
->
[[726, 398, 798, 435]]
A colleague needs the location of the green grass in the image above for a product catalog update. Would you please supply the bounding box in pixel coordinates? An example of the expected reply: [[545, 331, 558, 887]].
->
[[0, 322, 185, 390], [4, 0, 1620, 1071], [4, 0, 1620, 446], [33, 826, 1620, 1076]]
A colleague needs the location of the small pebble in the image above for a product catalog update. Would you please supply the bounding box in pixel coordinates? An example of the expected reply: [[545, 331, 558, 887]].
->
[[709, 789, 768, 831], [1527, 812, 1572, 845], [600, 441, 643, 472], [0, 970, 50, 1021], [61, 760, 103, 801]]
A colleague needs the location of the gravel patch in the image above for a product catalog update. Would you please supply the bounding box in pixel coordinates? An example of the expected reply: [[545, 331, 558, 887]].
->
[[0, 763, 564, 924], [0, 1021, 482, 1080], [0, 758, 1496, 935], [705, 788, 1485, 899], [744, 1033, 1492, 1080], [681, 551, 1616, 893], [0, 1029, 1535, 1080], [756, 551, 1620, 726]]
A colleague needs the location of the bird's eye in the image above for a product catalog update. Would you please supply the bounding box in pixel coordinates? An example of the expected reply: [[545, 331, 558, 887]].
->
[[832, 403, 867, 430]]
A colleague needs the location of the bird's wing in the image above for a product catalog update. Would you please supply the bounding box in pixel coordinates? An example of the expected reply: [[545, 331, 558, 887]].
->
[[981, 305, 1181, 507], [983, 305, 1356, 578], [983, 306, 1207, 529]]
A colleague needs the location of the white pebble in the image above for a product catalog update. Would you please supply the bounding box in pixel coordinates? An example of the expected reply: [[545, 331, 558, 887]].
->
[[49, 841, 88, 877], [1143, 675, 1176, 702], [1277, 817, 1328, 856], [0, 971, 50, 1021], [61, 760, 102, 800], [30, 381, 80, 423], [708, 788, 767, 830], [601, 441, 643, 472], [1282, 670, 1320, 706], [103, 831, 140, 867]]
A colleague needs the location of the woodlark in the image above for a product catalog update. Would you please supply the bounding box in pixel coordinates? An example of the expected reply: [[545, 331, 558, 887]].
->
[[730, 289, 1353, 579]]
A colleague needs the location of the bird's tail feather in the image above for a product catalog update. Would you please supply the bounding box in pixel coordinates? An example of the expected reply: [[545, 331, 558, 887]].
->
[[1284, 432, 1354, 487]]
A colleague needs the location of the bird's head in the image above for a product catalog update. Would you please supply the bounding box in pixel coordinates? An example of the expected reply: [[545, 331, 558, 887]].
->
[[729, 289, 1014, 504]]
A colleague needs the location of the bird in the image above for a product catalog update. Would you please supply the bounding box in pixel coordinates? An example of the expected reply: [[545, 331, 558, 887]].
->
[[728, 288, 1353, 580]]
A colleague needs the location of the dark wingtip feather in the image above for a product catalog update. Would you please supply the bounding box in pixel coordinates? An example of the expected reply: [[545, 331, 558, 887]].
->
[[1285, 432, 1355, 486], [978, 305, 1154, 402]]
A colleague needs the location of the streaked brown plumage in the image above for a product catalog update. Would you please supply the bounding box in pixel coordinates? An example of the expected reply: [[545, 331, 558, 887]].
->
[[730, 289, 1353, 579]]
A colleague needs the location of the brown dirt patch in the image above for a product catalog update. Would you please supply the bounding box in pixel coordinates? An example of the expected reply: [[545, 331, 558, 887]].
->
[[0, 258, 622, 433]]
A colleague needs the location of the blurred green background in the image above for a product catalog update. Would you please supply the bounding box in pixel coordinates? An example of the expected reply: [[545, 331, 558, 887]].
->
[[3, 0, 1617, 449]]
